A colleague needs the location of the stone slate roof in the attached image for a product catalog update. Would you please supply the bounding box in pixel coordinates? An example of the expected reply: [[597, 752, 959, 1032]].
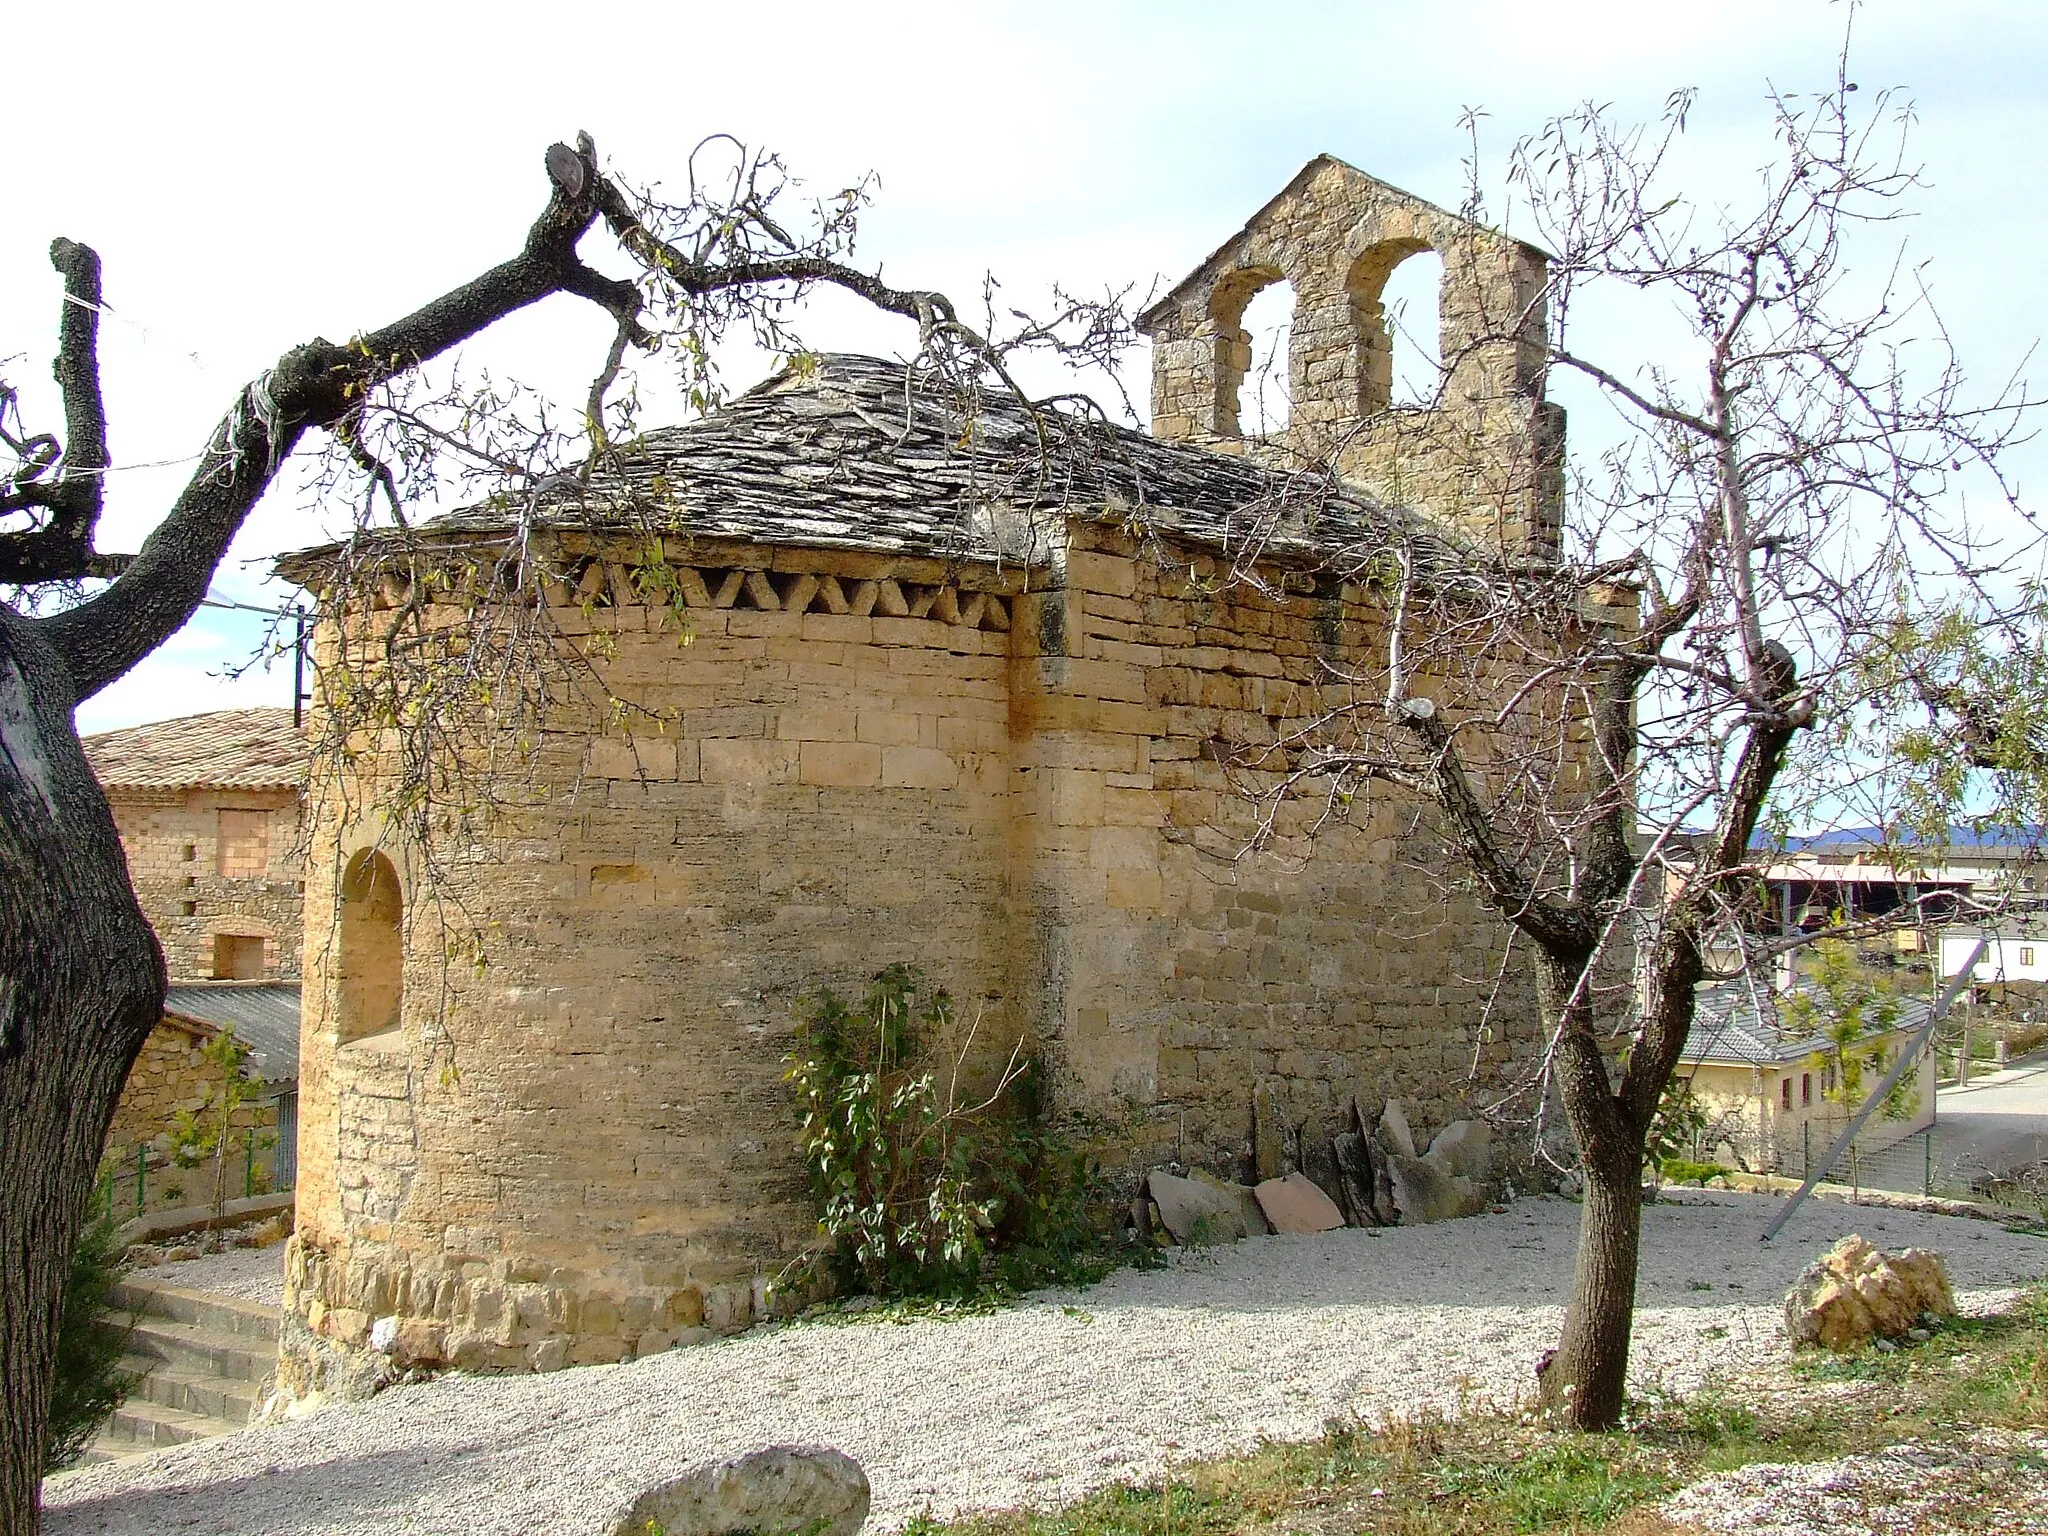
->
[[164, 978, 303, 1089], [84, 709, 305, 793], [289, 353, 1462, 575], [163, 981, 301, 1086], [1683, 981, 1932, 1069]]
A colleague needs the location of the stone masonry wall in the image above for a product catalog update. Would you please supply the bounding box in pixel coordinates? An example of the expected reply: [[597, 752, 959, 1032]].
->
[[280, 524, 1549, 1396], [284, 541, 1026, 1391], [108, 787, 305, 981], [1010, 523, 1543, 1178]]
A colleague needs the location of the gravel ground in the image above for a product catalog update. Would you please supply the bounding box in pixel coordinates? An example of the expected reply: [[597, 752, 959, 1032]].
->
[[1659, 1430, 2048, 1534], [138, 1244, 288, 1307], [44, 1192, 2048, 1536]]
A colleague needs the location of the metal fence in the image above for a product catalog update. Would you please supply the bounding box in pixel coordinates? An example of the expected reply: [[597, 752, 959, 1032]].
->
[[1733, 1119, 2047, 1217]]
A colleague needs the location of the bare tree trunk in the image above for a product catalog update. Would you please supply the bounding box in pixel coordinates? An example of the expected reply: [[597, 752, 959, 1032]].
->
[[0, 617, 164, 1536], [1540, 1142, 1642, 1428]]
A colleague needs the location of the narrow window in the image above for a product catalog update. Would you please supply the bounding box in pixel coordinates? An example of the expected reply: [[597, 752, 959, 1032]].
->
[[217, 809, 270, 878], [1801, 1072, 1812, 1106], [336, 848, 404, 1044], [2022, 946, 2035, 967], [1236, 279, 1296, 434], [212, 933, 265, 979], [1379, 249, 1446, 405], [1781, 1078, 1793, 1111]]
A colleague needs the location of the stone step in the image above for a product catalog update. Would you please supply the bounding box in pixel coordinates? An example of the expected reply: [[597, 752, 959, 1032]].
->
[[122, 1354, 260, 1424], [95, 1395, 238, 1452], [124, 1315, 274, 1383], [110, 1278, 281, 1342]]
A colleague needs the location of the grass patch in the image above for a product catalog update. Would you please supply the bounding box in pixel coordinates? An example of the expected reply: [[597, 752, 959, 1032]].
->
[[906, 1287, 2048, 1536]]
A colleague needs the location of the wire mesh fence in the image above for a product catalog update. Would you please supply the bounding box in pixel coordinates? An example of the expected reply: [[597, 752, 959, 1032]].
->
[[1727, 1118, 2048, 1219]]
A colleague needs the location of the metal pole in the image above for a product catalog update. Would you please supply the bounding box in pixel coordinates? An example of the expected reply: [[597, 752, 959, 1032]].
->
[[245, 1128, 255, 1199], [293, 610, 309, 728], [1924, 1127, 1933, 1196], [1762, 937, 1985, 1242]]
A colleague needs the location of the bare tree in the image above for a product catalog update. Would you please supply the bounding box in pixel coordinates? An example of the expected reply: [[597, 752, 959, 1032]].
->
[[1217, 63, 2038, 1427], [0, 133, 1125, 1535]]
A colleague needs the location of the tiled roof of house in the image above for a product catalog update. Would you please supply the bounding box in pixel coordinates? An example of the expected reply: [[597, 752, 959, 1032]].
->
[[84, 708, 305, 792], [163, 980, 300, 1085], [1683, 980, 1933, 1068], [278, 353, 1473, 579]]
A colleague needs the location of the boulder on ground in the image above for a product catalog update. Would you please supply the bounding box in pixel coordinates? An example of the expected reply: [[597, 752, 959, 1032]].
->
[[1378, 1099, 1419, 1159], [1190, 1169, 1272, 1235], [1783, 1234, 1957, 1352], [609, 1445, 869, 1536], [1385, 1152, 1464, 1225], [1147, 1170, 1249, 1245], [1425, 1119, 1492, 1183], [1254, 1172, 1346, 1234]]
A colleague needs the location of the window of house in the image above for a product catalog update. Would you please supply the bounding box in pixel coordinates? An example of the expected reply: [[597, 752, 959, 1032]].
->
[[212, 933, 265, 979], [1801, 1072, 1812, 1106], [2022, 946, 2036, 967], [337, 848, 404, 1044], [1781, 1078, 1793, 1111], [217, 809, 270, 878]]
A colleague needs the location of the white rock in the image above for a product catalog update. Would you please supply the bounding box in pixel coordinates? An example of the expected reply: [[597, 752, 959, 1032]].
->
[[608, 1445, 869, 1536]]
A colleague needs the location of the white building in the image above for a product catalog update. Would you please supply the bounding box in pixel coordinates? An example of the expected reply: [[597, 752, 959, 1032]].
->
[[1939, 927, 2048, 983]]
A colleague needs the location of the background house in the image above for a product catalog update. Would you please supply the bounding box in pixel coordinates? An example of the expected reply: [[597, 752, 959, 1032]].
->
[[85, 710, 308, 1210], [1677, 980, 1936, 1176]]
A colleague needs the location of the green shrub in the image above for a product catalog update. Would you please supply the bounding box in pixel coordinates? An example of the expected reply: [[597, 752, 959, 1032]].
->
[[787, 964, 1111, 1299], [1661, 1157, 1733, 1188], [46, 1207, 138, 1470]]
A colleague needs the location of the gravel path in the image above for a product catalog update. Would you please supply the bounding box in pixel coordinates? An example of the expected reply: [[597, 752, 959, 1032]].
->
[[138, 1244, 288, 1308], [44, 1192, 2048, 1536]]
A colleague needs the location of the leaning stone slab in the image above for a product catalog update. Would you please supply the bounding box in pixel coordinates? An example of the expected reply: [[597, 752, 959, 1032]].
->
[[1424, 1119, 1491, 1183], [1331, 1132, 1380, 1226], [1386, 1152, 1463, 1225], [1254, 1172, 1345, 1234], [609, 1445, 870, 1536], [1147, 1170, 1249, 1245], [1191, 1169, 1271, 1235], [1301, 1133, 1346, 1212], [1784, 1234, 1956, 1352], [1378, 1099, 1419, 1160]]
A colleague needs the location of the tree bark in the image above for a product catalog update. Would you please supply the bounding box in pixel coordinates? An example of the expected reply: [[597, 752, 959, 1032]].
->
[[1539, 1138, 1642, 1428], [0, 615, 165, 1535]]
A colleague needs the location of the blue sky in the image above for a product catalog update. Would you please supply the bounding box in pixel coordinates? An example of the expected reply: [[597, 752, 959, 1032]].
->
[[8, 0, 2046, 733]]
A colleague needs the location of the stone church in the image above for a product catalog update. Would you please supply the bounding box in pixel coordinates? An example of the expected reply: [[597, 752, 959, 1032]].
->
[[273, 157, 1574, 1396]]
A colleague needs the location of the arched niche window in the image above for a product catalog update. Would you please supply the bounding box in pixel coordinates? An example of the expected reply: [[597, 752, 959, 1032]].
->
[[1210, 266, 1295, 437], [1346, 241, 1443, 412], [336, 848, 403, 1045]]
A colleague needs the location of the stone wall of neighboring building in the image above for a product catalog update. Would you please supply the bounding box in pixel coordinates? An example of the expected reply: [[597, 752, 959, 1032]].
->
[[85, 710, 308, 981], [106, 786, 306, 980], [98, 1014, 281, 1214]]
